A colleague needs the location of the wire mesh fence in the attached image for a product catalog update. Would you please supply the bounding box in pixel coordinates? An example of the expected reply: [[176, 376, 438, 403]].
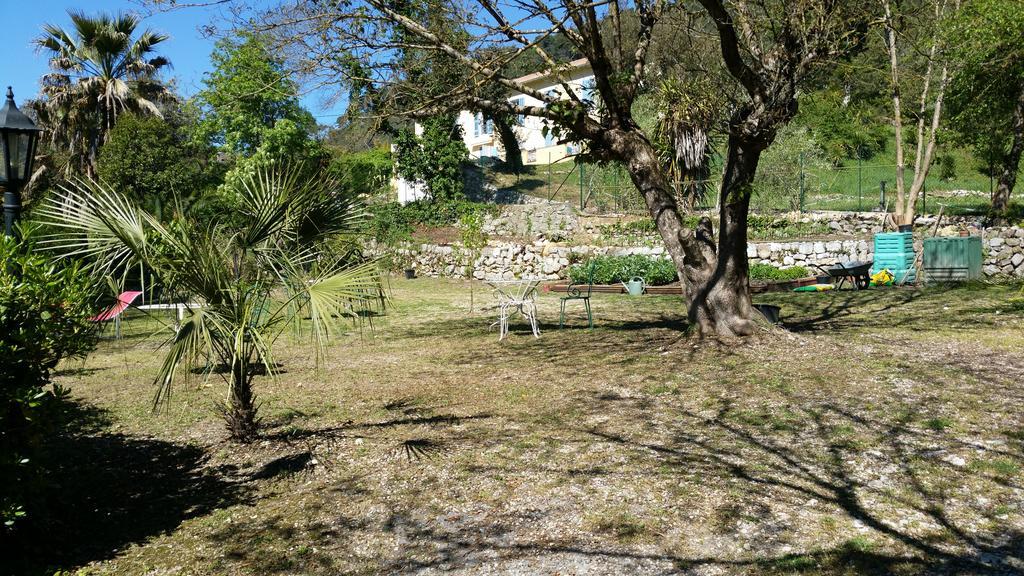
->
[[499, 157, 1002, 216]]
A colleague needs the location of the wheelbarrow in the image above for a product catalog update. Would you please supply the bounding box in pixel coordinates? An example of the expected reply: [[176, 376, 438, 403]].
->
[[812, 260, 873, 290]]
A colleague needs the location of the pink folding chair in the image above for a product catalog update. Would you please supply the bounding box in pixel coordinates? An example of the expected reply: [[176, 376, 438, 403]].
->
[[91, 291, 143, 339]]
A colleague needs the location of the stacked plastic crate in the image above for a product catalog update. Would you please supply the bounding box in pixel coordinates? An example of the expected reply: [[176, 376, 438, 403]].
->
[[871, 232, 916, 283]]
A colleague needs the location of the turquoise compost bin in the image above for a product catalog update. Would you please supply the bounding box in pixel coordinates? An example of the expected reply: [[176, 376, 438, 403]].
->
[[871, 232, 916, 283]]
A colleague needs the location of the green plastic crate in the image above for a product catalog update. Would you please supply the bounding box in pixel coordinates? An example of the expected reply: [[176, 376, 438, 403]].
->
[[872, 232, 917, 283], [873, 232, 914, 252], [923, 236, 982, 282]]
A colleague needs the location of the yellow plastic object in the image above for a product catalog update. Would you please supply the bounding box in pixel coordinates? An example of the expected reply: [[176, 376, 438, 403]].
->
[[793, 284, 835, 292], [870, 269, 894, 286]]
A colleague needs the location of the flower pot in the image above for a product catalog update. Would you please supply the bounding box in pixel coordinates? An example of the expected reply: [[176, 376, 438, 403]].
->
[[404, 268, 416, 279]]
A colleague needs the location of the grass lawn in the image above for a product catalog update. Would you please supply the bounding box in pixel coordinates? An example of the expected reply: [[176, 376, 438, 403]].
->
[[17, 278, 1024, 575]]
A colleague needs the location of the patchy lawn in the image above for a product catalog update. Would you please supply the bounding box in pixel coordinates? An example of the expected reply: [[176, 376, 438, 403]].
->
[[15, 279, 1024, 575]]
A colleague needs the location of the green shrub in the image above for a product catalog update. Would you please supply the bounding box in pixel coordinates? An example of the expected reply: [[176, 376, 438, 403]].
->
[[568, 254, 678, 286], [328, 147, 393, 197], [365, 199, 497, 246], [749, 263, 810, 281], [939, 154, 958, 181], [1, 233, 99, 528], [747, 215, 830, 239]]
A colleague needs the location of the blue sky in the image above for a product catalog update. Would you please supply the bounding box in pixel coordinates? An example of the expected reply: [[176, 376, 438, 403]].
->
[[2, 0, 347, 123]]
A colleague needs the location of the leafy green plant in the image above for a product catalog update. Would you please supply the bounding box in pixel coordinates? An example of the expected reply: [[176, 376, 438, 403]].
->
[[753, 125, 831, 212], [34, 10, 173, 176], [746, 215, 831, 240], [365, 199, 497, 251], [97, 113, 220, 219], [568, 254, 678, 286], [394, 114, 468, 202], [459, 209, 489, 311], [329, 147, 393, 198], [748, 263, 811, 281], [599, 215, 829, 243], [794, 89, 889, 164], [38, 164, 384, 442], [939, 154, 958, 181], [1, 231, 99, 528]]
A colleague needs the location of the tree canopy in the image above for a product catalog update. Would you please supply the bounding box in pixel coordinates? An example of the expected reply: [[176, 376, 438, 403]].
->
[[33, 10, 173, 177]]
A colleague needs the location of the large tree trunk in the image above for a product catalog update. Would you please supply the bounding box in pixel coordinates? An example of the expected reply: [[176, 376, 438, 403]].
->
[[685, 135, 759, 338], [610, 130, 755, 338], [993, 82, 1024, 213]]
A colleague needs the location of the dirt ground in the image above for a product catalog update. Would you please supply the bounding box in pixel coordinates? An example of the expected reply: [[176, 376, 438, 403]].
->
[[15, 279, 1024, 575]]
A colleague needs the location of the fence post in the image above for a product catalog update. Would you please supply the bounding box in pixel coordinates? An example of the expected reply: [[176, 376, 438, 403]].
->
[[579, 162, 585, 211], [857, 152, 863, 212], [922, 179, 927, 214], [798, 152, 806, 213], [547, 154, 552, 197], [879, 180, 886, 212]]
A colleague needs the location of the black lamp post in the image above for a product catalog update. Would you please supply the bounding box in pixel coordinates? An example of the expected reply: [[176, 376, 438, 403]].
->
[[0, 87, 42, 237]]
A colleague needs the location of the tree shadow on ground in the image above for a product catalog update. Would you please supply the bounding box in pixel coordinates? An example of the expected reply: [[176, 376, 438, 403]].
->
[[575, 391, 1024, 575], [776, 283, 1020, 334], [262, 413, 493, 442], [185, 385, 1024, 575], [353, 395, 1023, 574], [11, 400, 250, 575]]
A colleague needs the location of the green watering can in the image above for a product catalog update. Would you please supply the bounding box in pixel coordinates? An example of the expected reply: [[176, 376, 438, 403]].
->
[[621, 276, 646, 296]]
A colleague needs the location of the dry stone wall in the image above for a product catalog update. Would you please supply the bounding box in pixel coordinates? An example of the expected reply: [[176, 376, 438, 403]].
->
[[403, 212, 1024, 280]]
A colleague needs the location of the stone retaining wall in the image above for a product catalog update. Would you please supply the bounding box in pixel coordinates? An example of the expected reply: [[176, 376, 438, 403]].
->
[[404, 223, 1024, 280]]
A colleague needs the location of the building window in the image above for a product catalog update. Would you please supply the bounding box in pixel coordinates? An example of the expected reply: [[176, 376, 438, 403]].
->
[[544, 127, 556, 147], [511, 97, 525, 125], [473, 112, 494, 137], [527, 149, 537, 163], [580, 78, 597, 103]]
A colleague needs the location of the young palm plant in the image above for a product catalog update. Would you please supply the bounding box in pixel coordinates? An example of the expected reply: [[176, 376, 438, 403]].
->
[[37, 165, 384, 442]]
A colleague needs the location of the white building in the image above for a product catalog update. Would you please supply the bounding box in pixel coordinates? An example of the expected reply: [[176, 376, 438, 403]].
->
[[461, 58, 595, 165], [395, 58, 596, 203]]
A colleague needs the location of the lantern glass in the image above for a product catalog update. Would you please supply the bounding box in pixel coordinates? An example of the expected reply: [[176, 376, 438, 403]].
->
[[6, 132, 32, 182], [0, 134, 7, 184]]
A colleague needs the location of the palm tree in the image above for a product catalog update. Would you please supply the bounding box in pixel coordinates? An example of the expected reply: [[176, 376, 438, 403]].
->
[[37, 165, 385, 442], [34, 10, 172, 177]]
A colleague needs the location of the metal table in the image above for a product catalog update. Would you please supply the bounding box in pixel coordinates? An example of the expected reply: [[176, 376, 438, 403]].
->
[[486, 279, 542, 341]]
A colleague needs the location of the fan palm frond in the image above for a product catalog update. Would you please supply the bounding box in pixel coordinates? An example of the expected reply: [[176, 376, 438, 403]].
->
[[38, 163, 385, 442], [33, 10, 172, 176]]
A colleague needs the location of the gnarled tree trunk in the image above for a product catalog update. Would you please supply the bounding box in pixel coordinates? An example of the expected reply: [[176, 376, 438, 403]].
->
[[685, 135, 760, 337], [608, 129, 756, 339]]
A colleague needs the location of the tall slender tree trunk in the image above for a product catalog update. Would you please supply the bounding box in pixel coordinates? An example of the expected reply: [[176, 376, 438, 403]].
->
[[883, 0, 956, 225], [993, 82, 1024, 213]]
